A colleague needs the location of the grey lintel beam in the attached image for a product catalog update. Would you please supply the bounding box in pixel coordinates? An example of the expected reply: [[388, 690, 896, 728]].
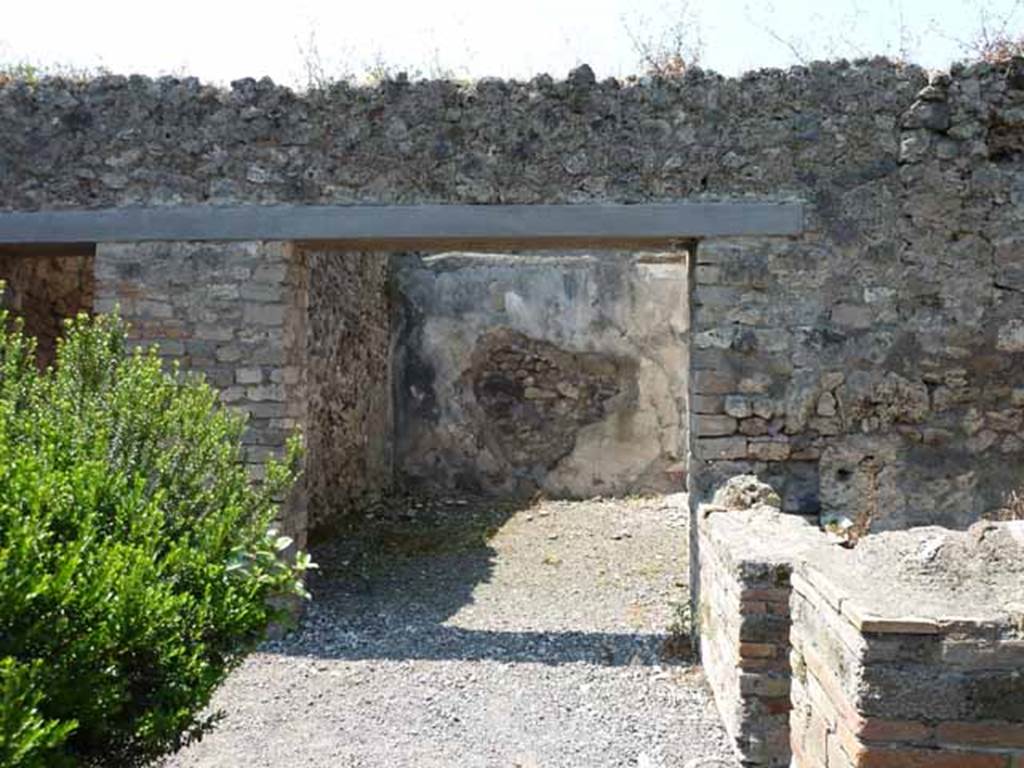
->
[[0, 202, 804, 249]]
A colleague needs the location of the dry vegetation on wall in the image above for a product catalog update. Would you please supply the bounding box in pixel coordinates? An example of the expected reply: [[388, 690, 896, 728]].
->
[[990, 489, 1024, 521], [621, 0, 703, 77], [974, 34, 1024, 62], [962, 0, 1024, 62], [3, 1, 1024, 89], [0, 61, 111, 86]]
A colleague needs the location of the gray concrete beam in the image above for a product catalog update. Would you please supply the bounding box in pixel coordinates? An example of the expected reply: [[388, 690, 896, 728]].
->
[[0, 202, 804, 247]]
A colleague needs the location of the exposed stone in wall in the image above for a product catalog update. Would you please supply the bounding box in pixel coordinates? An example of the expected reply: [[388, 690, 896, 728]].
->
[[0, 62, 928, 210], [470, 328, 634, 476], [0, 251, 94, 366], [93, 241, 309, 548], [305, 249, 392, 532], [691, 66, 1024, 528], [393, 252, 689, 497]]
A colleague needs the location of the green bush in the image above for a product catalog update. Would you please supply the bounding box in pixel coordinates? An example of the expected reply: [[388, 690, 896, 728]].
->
[[0, 303, 312, 767]]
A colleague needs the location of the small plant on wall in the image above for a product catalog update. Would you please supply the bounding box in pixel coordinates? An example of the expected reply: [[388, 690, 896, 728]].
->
[[0, 290, 313, 767]]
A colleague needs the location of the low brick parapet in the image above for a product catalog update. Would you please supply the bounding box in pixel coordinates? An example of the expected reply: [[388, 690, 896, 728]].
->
[[789, 540, 1024, 768], [697, 477, 1024, 768], [698, 480, 823, 766]]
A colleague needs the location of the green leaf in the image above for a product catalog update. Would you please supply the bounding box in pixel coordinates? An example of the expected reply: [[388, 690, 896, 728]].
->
[[0, 304, 309, 767]]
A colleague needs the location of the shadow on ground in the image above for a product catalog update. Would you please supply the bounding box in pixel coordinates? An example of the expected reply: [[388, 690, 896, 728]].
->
[[267, 494, 693, 668], [160, 494, 738, 768]]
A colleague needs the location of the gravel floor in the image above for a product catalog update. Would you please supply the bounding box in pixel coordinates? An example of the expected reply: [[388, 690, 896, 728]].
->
[[164, 493, 738, 768]]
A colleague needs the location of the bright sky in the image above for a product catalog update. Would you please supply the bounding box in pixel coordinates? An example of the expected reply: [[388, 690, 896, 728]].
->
[[1, 0, 1020, 86]]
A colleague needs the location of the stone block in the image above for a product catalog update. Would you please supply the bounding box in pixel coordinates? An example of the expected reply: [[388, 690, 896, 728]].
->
[[739, 373, 773, 394], [693, 394, 725, 414], [203, 367, 235, 388], [740, 417, 770, 436], [748, 438, 791, 462], [698, 437, 748, 460], [240, 282, 283, 301], [242, 303, 286, 326], [694, 369, 737, 395], [252, 264, 288, 284], [194, 324, 236, 342], [831, 303, 873, 329], [697, 414, 739, 437], [219, 386, 245, 403], [215, 344, 244, 362], [236, 367, 264, 385], [725, 394, 753, 418], [997, 320, 1024, 352], [696, 264, 722, 283], [696, 285, 744, 307]]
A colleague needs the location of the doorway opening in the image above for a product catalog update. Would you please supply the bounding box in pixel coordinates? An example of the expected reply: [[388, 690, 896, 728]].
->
[[304, 246, 693, 536], [0, 246, 95, 367]]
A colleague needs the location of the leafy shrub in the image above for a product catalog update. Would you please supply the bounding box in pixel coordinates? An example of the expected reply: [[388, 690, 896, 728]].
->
[[0, 303, 311, 767], [0, 659, 76, 767]]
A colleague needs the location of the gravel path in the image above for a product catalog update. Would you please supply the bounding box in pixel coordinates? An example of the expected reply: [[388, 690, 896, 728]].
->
[[164, 494, 737, 768]]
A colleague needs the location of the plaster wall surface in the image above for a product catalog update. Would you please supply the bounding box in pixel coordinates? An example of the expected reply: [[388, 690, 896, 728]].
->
[[392, 251, 689, 497]]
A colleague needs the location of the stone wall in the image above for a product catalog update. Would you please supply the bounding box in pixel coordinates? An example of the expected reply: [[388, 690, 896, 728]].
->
[[0, 250, 94, 366], [4, 58, 1024, 533], [305, 249, 392, 532], [0, 61, 924, 211], [84, 242, 687, 532], [392, 251, 689, 497], [687, 63, 1024, 531], [93, 241, 309, 548]]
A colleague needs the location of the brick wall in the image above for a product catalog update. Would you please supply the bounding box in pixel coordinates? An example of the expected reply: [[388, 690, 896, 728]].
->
[[698, 487, 823, 766], [790, 566, 1024, 768], [699, 479, 1024, 768], [93, 241, 309, 548], [698, 528, 794, 766]]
